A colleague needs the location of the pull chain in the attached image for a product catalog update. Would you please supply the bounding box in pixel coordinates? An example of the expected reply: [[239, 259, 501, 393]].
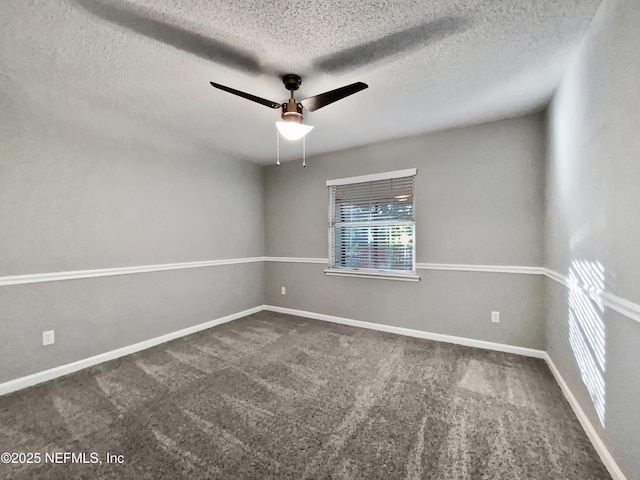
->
[[276, 128, 309, 167]]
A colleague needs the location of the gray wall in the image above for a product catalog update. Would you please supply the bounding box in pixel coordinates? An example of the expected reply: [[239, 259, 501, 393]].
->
[[264, 114, 546, 350], [4, 3, 638, 474], [0, 101, 265, 383], [0, 120, 264, 274], [545, 0, 640, 477]]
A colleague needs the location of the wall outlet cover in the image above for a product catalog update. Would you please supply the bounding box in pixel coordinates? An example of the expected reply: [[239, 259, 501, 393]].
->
[[42, 330, 55, 346]]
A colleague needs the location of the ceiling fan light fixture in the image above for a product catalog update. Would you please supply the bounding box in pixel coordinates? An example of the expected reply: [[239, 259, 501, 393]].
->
[[276, 121, 314, 141]]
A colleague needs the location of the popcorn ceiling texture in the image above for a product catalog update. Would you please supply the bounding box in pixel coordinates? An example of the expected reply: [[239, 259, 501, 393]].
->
[[1, 0, 601, 163]]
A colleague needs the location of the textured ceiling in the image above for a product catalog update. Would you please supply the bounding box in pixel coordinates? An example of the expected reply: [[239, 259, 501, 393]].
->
[[1, 0, 602, 164]]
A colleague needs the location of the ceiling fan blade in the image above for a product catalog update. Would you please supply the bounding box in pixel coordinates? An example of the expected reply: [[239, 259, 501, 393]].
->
[[300, 82, 368, 112], [210, 83, 281, 109], [74, 0, 262, 74]]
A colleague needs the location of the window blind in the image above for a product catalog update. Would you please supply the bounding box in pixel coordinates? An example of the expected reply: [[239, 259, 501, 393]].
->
[[328, 171, 416, 273]]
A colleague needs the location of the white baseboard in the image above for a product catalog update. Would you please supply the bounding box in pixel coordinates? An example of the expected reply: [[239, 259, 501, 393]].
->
[[0, 303, 627, 480], [0, 303, 547, 398], [544, 354, 627, 480], [266, 305, 626, 479], [263, 305, 546, 358], [0, 305, 263, 397]]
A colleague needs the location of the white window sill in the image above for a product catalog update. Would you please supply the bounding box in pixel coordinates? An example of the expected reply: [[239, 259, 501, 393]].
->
[[324, 268, 421, 282]]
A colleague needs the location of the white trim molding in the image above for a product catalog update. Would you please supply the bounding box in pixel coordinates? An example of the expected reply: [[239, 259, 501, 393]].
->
[[545, 354, 628, 480], [264, 257, 328, 264], [2, 258, 638, 326], [263, 304, 626, 480], [0, 303, 546, 397], [543, 267, 568, 286], [326, 168, 417, 186], [265, 258, 544, 276], [324, 268, 420, 282], [0, 257, 265, 287], [264, 305, 546, 358], [0, 306, 263, 397], [417, 263, 544, 275], [0, 303, 628, 480], [601, 292, 640, 324], [544, 268, 640, 325]]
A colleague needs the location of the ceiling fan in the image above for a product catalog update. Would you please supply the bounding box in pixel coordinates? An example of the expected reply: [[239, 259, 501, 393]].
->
[[210, 74, 368, 141]]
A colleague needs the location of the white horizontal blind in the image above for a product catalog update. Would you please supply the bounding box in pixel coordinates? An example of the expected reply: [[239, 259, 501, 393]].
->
[[329, 172, 416, 273]]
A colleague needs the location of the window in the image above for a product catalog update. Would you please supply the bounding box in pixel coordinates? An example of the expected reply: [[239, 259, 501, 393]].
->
[[325, 168, 419, 281]]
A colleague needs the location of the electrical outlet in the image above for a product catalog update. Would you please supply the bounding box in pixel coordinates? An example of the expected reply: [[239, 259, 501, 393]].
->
[[42, 330, 55, 346], [491, 311, 500, 324], [281, 286, 286, 295]]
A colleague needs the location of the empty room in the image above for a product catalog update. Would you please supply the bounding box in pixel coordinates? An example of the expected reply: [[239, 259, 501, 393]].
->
[[1, 0, 639, 479]]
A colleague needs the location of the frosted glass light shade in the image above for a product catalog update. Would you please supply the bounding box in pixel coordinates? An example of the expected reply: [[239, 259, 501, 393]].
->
[[276, 121, 314, 141]]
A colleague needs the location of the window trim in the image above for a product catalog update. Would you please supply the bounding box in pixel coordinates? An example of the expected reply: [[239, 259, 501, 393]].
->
[[324, 268, 421, 282], [326, 168, 417, 187], [326, 168, 420, 281]]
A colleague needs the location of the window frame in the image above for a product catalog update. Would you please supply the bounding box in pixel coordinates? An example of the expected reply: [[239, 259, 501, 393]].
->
[[325, 168, 420, 282]]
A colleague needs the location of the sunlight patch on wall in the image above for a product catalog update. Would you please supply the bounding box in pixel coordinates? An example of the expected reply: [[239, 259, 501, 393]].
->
[[567, 259, 606, 426]]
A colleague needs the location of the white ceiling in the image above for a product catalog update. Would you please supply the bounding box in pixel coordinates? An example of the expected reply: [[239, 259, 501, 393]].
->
[[2, 0, 602, 164]]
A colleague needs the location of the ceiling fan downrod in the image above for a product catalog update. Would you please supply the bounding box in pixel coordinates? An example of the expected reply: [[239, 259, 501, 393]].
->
[[281, 74, 304, 124]]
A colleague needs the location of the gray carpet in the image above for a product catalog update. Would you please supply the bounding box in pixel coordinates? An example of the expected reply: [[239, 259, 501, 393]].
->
[[0, 311, 611, 479]]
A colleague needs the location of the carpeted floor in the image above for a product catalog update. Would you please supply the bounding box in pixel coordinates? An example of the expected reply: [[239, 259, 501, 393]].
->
[[0, 311, 611, 479]]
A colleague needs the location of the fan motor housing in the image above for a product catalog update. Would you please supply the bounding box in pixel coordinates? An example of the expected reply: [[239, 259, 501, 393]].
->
[[281, 99, 303, 123]]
